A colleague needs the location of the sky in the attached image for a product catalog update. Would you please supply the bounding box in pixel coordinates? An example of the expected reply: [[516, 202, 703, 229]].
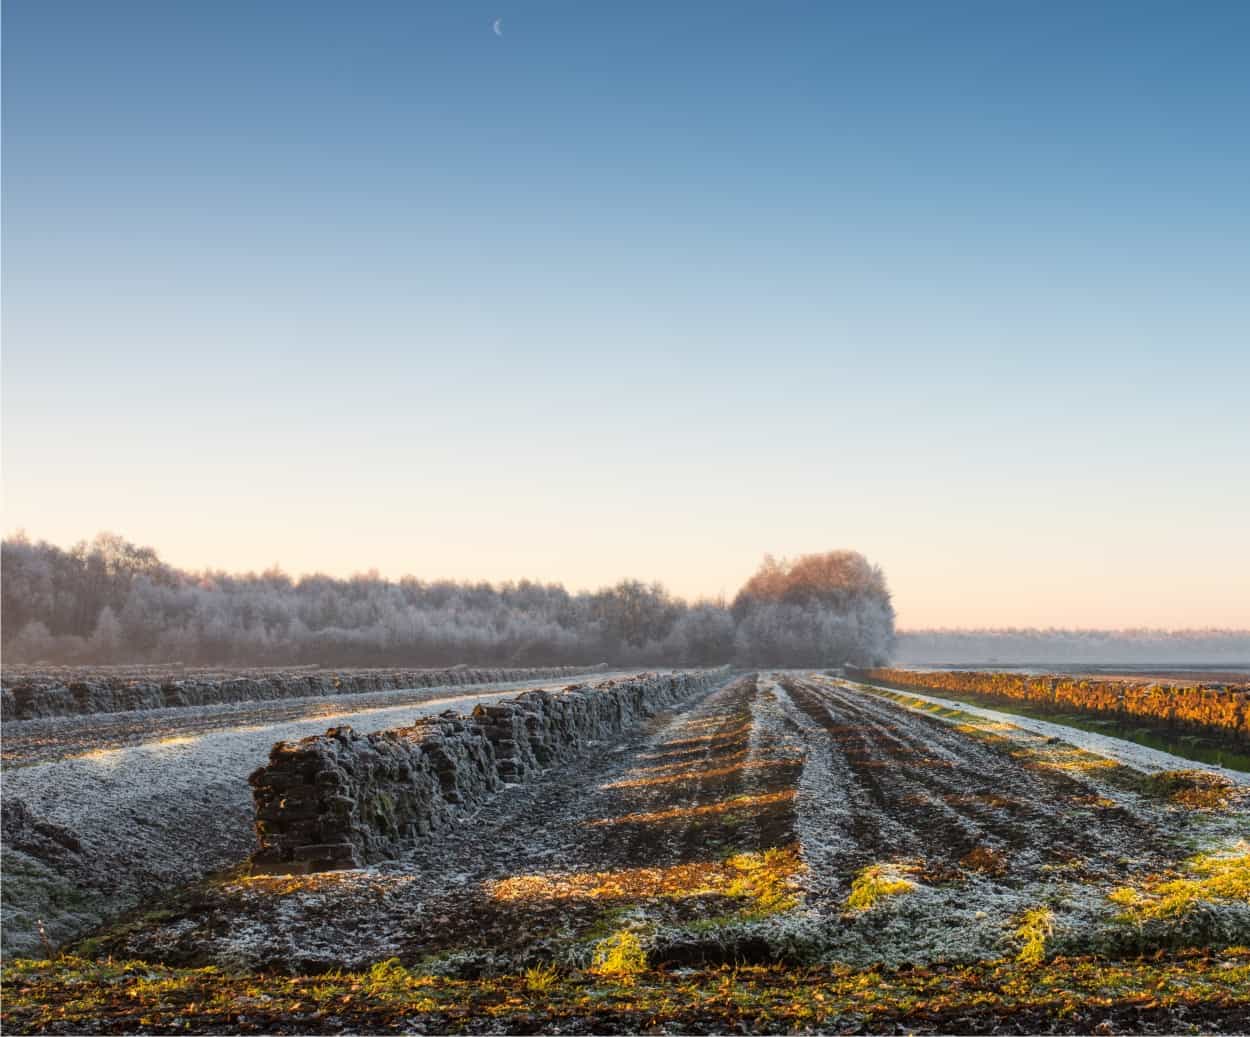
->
[[3, 0, 1248, 629]]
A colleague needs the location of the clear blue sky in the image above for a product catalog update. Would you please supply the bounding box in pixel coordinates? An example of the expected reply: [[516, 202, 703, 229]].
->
[[4, 1, 1248, 627]]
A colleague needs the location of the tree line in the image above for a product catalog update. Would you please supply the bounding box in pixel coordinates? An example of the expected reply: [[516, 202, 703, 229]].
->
[[1, 534, 896, 668]]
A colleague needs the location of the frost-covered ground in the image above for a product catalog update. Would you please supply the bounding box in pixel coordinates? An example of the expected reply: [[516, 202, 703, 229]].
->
[[1, 671, 638, 955], [78, 673, 1249, 977], [776, 675, 1248, 964], [2, 671, 628, 769]]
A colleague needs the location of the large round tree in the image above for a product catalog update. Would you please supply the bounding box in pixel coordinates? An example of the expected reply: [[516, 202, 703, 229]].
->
[[731, 551, 895, 667]]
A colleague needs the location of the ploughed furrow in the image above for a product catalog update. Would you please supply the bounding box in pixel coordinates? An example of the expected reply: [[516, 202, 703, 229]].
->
[[27, 669, 1249, 979], [581, 674, 803, 867], [387, 673, 805, 965], [778, 675, 1168, 895], [87, 673, 812, 972]]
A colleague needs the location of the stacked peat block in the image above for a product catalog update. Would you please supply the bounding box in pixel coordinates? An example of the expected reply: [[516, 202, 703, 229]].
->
[[474, 699, 544, 782], [249, 669, 730, 874], [248, 713, 498, 873], [0, 664, 606, 722]]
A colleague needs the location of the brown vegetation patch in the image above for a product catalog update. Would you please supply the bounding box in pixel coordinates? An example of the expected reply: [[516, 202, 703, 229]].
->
[[1070, 793, 1121, 809], [7, 950, 1250, 1034], [1143, 769, 1240, 810], [961, 846, 1010, 877]]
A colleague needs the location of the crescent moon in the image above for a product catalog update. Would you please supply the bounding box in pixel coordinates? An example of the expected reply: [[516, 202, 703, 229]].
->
[[492, 18, 503, 36]]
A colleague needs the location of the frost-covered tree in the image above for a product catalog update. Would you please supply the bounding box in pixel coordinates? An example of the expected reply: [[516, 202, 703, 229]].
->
[[589, 580, 681, 650], [662, 602, 736, 665], [0, 533, 714, 665], [13, 531, 1239, 669], [731, 551, 896, 667]]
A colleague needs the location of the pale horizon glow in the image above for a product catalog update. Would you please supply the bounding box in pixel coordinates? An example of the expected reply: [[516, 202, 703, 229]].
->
[[3, 2, 1248, 631]]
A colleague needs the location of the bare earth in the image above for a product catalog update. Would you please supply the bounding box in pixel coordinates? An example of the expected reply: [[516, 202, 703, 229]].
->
[[4, 672, 1248, 1033], [1, 672, 638, 955], [85, 674, 1248, 971]]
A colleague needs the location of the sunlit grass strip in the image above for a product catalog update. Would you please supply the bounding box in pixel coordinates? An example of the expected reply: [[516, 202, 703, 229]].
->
[[939, 792, 1020, 809], [6, 951, 1249, 1032], [489, 846, 804, 910], [676, 715, 746, 730], [1109, 842, 1250, 922], [225, 870, 418, 897], [587, 790, 795, 827], [850, 686, 1017, 746], [861, 668, 1250, 745], [636, 738, 746, 762], [615, 749, 752, 780], [864, 682, 1154, 778], [1010, 744, 1122, 774], [724, 847, 804, 913], [645, 726, 754, 751]]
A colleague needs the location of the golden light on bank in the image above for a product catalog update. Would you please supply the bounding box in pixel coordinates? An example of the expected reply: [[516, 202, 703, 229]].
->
[[488, 845, 804, 908], [602, 757, 803, 790], [586, 789, 796, 827], [616, 748, 752, 780]]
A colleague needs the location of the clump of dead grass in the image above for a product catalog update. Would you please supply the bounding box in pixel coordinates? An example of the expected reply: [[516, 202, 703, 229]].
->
[[724, 846, 803, 914], [1109, 842, 1250, 922], [589, 930, 647, 982], [1142, 770, 1238, 810], [961, 846, 1009, 877], [1013, 908, 1054, 965], [523, 963, 560, 994], [845, 863, 916, 913]]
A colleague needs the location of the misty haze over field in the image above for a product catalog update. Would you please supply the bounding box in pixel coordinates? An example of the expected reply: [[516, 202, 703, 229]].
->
[[893, 629, 1250, 666]]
